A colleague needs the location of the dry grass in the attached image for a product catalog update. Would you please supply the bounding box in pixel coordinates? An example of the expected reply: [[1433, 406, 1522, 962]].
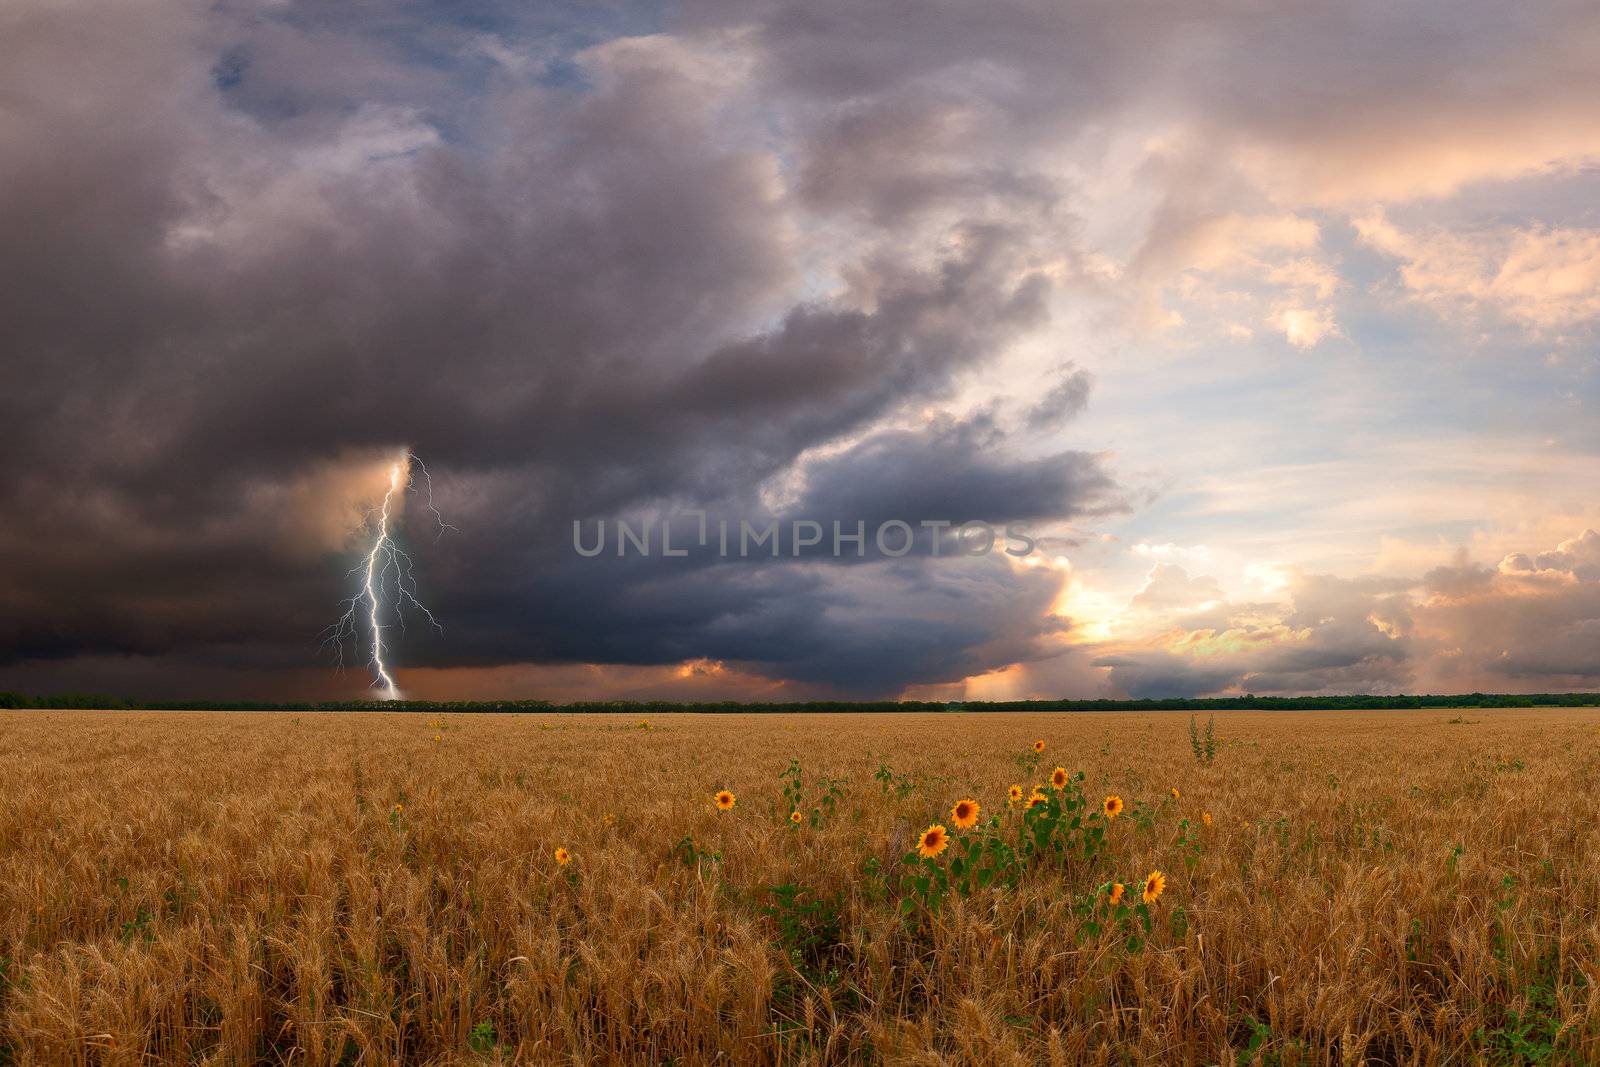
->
[[0, 708, 1596, 1064]]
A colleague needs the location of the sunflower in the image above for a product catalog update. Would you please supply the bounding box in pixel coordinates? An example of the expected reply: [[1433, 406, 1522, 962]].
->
[[1202, 811, 1212, 827], [554, 847, 571, 866], [1050, 766, 1069, 790], [1007, 784, 1024, 805], [714, 790, 736, 810], [392, 803, 403, 815], [1142, 869, 1166, 904], [602, 812, 617, 827], [1170, 787, 1181, 800], [1024, 790, 1049, 812], [950, 798, 980, 829], [1102, 794, 1124, 819], [1107, 882, 1125, 906], [1032, 739, 1046, 754], [917, 824, 950, 858], [790, 810, 804, 825]]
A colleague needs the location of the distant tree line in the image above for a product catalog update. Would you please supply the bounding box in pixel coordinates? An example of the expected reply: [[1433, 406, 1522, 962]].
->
[[1, 691, 1598, 712]]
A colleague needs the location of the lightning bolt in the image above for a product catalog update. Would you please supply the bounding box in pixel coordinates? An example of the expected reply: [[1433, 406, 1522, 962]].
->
[[321, 449, 454, 700]]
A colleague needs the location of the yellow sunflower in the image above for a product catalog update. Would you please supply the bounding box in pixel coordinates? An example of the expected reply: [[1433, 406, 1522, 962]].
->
[[917, 824, 950, 858], [1142, 869, 1166, 904], [1107, 882, 1125, 906], [602, 812, 617, 827], [1024, 790, 1049, 812], [790, 810, 804, 825], [1033, 739, 1046, 754], [1007, 784, 1024, 805], [950, 798, 980, 829], [1050, 766, 1069, 790], [714, 790, 736, 810], [554, 847, 571, 866], [1170, 787, 1181, 800], [1202, 811, 1213, 827], [1102, 794, 1124, 819]]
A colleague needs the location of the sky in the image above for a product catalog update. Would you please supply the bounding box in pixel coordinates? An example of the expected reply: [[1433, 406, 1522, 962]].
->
[[3, 0, 1599, 702]]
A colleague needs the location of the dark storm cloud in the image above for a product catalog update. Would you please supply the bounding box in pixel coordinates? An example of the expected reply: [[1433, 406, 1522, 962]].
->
[[0, 0, 1117, 696], [413, 550, 1070, 694], [1090, 651, 1240, 701], [784, 410, 1120, 533], [391, 403, 1117, 693], [1024, 367, 1093, 430]]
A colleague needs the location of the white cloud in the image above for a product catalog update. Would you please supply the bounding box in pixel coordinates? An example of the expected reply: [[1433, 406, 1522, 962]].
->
[[1356, 211, 1600, 332], [1128, 209, 1342, 346], [1271, 305, 1340, 348]]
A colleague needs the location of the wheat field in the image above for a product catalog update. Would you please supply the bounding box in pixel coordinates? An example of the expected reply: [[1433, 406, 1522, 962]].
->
[[0, 708, 1596, 1065]]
